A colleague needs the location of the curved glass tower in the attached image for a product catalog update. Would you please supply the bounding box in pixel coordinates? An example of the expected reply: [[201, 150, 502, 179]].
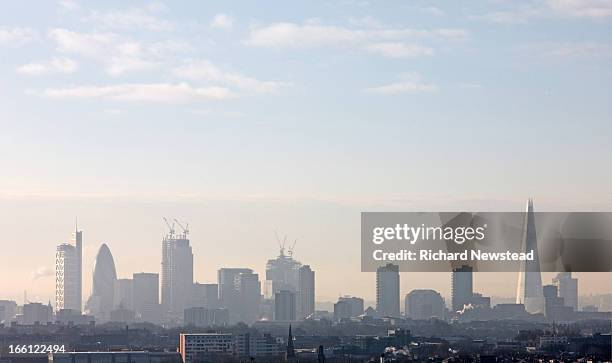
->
[[87, 243, 117, 321]]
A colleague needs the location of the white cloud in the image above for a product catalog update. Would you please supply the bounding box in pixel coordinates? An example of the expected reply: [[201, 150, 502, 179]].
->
[[470, 7, 542, 24], [364, 74, 437, 95], [48, 28, 160, 76], [473, 0, 612, 23], [85, 8, 174, 31], [106, 42, 159, 76], [59, 0, 79, 12], [364, 42, 434, 58], [522, 41, 612, 61], [0, 27, 37, 46], [245, 22, 468, 57], [173, 59, 287, 93], [423, 6, 445, 16], [17, 57, 78, 75], [48, 28, 116, 57], [210, 13, 234, 29], [42, 82, 234, 103], [146, 1, 168, 13], [546, 0, 612, 18]]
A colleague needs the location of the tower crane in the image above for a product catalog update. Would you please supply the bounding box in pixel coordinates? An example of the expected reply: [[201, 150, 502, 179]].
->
[[163, 217, 175, 239], [174, 218, 190, 238]]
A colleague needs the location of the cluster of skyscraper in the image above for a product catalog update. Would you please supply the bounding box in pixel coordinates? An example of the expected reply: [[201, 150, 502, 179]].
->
[[52, 219, 316, 326], [370, 200, 581, 322], [36, 199, 584, 326]]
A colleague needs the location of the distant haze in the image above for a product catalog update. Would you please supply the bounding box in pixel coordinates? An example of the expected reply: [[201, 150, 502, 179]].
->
[[1, 1, 611, 305], [0, 197, 610, 306]]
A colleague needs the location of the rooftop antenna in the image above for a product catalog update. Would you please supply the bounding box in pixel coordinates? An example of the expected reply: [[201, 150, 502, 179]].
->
[[163, 217, 175, 239], [174, 219, 190, 239]]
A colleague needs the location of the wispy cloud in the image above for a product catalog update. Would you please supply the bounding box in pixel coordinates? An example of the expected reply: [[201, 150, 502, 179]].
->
[[84, 7, 174, 31], [470, 6, 542, 24], [244, 20, 466, 58], [472, 0, 612, 23], [363, 42, 434, 58], [210, 13, 234, 29], [31, 266, 54, 280], [0, 27, 37, 46], [48, 28, 161, 76], [422, 6, 445, 16], [519, 41, 612, 63], [364, 74, 437, 95], [16, 57, 78, 76], [59, 0, 80, 12], [173, 59, 288, 94], [42, 82, 234, 103], [547, 0, 612, 18]]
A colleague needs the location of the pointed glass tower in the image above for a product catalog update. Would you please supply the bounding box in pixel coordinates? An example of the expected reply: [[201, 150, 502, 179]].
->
[[516, 198, 544, 314]]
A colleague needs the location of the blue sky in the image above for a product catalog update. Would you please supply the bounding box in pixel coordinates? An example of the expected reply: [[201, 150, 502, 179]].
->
[[1, 0, 611, 303]]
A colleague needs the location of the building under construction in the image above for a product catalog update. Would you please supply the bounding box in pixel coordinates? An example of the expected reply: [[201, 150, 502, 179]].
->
[[161, 218, 193, 323]]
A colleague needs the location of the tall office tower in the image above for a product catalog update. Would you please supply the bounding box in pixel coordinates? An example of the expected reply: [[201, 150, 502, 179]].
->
[[297, 265, 315, 320], [405, 290, 446, 320], [274, 290, 296, 321], [553, 272, 578, 310], [218, 268, 253, 322], [113, 278, 133, 310], [265, 246, 302, 298], [192, 283, 220, 309], [161, 222, 193, 319], [376, 263, 400, 317], [73, 224, 82, 312], [55, 243, 80, 312], [451, 265, 473, 312], [133, 272, 160, 323], [516, 199, 545, 314], [86, 244, 117, 322], [55, 224, 83, 313], [234, 271, 261, 324]]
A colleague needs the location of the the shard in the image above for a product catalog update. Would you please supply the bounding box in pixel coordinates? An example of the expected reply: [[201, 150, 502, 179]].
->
[[516, 198, 544, 314]]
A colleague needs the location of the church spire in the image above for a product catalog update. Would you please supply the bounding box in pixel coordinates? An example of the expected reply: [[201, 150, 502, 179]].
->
[[286, 324, 296, 361]]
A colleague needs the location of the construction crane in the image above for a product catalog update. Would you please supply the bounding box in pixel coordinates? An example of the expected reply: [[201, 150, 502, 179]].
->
[[163, 217, 175, 239], [288, 239, 298, 257], [174, 218, 189, 239], [275, 231, 287, 256]]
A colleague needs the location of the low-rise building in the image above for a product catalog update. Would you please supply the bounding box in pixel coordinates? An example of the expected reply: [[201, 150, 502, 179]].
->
[[49, 351, 181, 363], [234, 332, 284, 357], [178, 333, 233, 363]]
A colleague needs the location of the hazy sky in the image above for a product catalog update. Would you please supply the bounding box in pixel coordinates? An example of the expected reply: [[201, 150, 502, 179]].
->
[[1, 0, 611, 305]]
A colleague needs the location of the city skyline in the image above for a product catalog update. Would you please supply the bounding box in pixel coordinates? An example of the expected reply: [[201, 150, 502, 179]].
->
[[1, 0, 611, 360], [1, 212, 610, 310], [1, 0, 611, 307]]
